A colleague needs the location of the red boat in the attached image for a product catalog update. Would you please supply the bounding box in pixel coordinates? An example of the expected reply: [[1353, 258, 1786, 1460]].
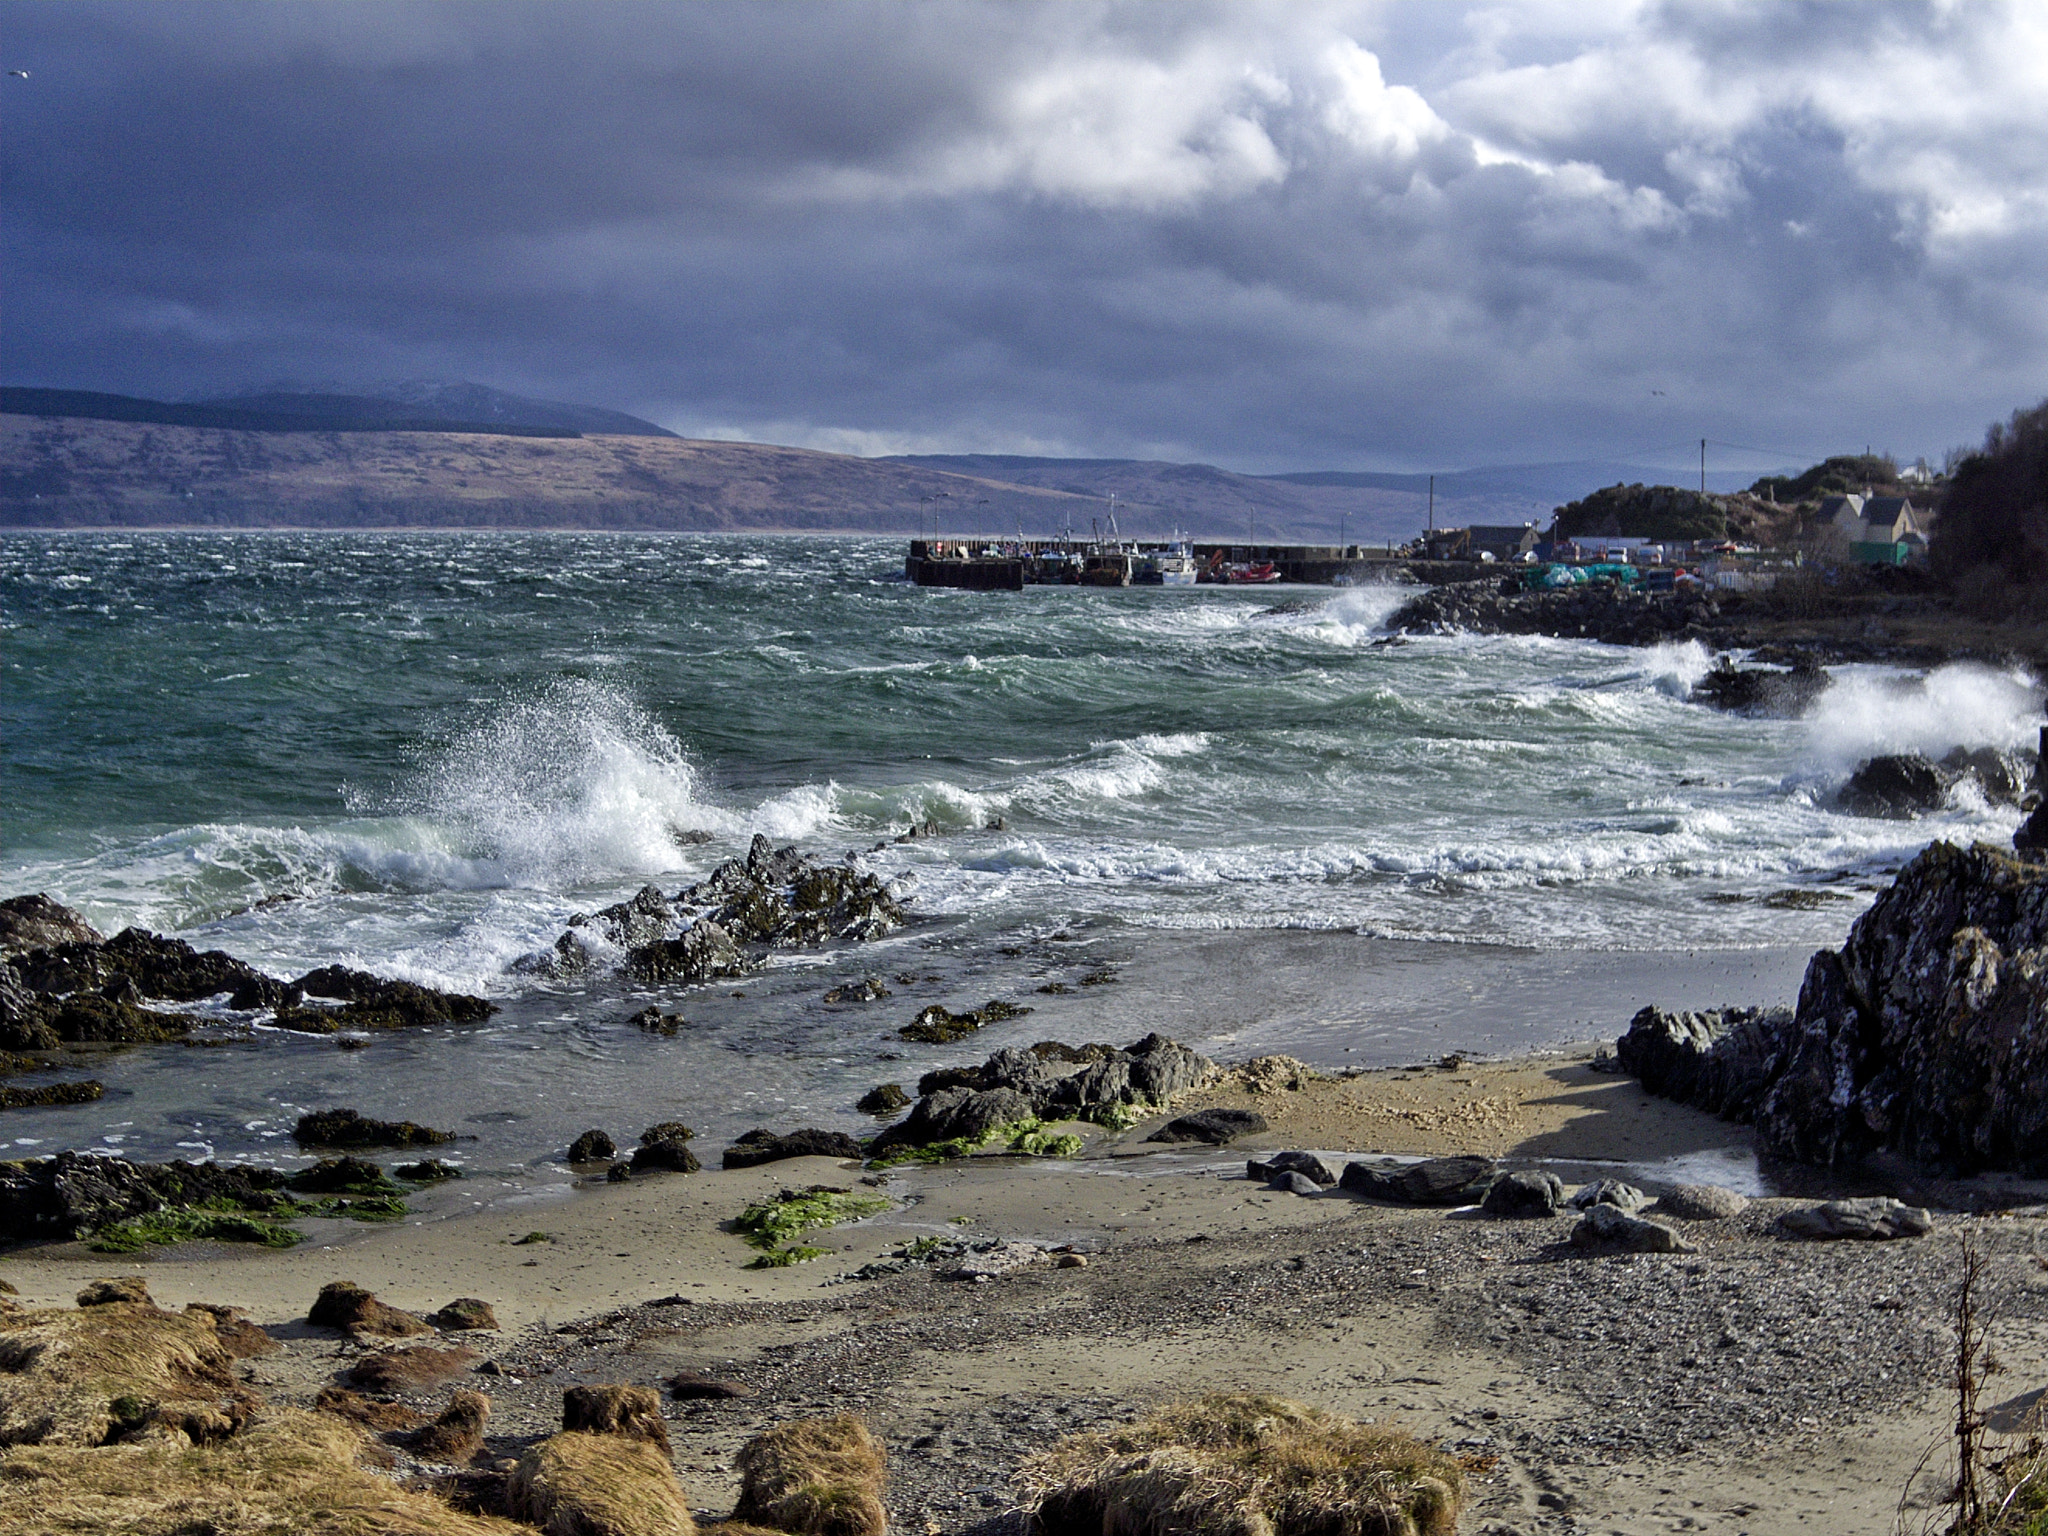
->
[[1224, 561, 1280, 584]]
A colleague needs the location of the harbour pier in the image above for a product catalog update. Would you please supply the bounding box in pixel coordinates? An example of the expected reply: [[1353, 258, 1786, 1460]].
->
[[906, 538, 1400, 589]]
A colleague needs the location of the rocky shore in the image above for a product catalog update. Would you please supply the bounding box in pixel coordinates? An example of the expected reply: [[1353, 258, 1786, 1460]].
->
[[1386, 568, 2048, 670]]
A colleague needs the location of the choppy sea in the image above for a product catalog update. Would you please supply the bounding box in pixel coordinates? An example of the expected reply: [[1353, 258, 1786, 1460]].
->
[[2, 532, 2038, 1182]]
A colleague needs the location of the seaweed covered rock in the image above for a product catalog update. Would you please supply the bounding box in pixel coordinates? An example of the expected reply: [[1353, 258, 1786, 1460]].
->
[[408, 1387, 490, 1464], [722, 1128, 864, 1170], [0, 1152, 293, 1240], [871, 1033, 1218, 1153], [1150, 1107, 1267, 1144], [567, 1129, 617, 1163], [733, 1413, 887, 1536], [1622, 841, 2048, 1173], [275, 965, 494, 1032], [1023, 1393, 1461, 1536], [293, 1108, 457, 1149], [562, 1383, 669, 1449], [0, 895, 103, 958]]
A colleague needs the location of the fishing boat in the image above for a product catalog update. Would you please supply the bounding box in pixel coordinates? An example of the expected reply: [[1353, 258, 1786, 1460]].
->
[[1138, 533, 1199, 586], [1224, 561, 1280, 584]]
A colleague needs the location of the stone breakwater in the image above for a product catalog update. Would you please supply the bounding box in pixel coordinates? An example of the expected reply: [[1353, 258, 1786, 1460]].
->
[[1620, 840, 2048, 1173], [1388, 579, 1727, 647]]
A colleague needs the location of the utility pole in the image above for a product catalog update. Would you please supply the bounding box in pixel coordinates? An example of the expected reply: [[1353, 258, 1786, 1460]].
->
[[1428, 474, 1434, 532], [1700, 439, 1706, 496]]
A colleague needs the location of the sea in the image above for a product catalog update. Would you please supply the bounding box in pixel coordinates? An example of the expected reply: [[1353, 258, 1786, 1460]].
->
[[3, 531, 2040, 1188]]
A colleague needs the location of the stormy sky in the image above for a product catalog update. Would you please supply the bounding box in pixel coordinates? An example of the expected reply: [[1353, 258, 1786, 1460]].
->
[[4, 1, 2044, 473]]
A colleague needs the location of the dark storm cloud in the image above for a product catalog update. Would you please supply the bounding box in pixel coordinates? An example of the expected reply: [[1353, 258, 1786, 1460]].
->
[[4, 0, 2043, 471]]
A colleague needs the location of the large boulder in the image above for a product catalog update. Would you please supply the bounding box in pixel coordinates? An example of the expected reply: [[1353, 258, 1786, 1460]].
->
[[1339, 1156, 1495, 1206], [1836, 754, 1952, 818], [1150, 1108, 1268, 1144], [1621, 841, 2048, 1174], [1614, 1005, 1792, 1121], [1777, 1197, 1933, 1241], [722, 1128, 865, 1170], [0, 894, 103, 957]]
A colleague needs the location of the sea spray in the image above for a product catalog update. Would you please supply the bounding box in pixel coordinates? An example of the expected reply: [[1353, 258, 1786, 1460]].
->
[[1805, 663, 2042, 772]]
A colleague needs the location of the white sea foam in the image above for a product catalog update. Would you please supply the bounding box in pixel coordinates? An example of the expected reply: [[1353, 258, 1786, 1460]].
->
[[1640, 639, 1716, 698], [1806, 663, 2042, 771]]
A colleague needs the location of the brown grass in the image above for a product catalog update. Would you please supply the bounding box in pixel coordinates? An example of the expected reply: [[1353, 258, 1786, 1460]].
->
[[1019, 1393, 1465, 1536], [309, 1282, 433, 1340], [315, 1387, 429, 1434], [562, 1383, 670, 1449], [733, 1414, 888, 1536], [343, 1343, 479, 1392], [0, 1406, 530, 1535], [0, 1301, 241, 1448], [410, 1388, 490, 1465], [508, 1430, 697, 1536]]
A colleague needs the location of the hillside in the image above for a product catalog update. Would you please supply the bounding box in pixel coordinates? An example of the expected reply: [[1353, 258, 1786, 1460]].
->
[[0, 414, 1095, 533]]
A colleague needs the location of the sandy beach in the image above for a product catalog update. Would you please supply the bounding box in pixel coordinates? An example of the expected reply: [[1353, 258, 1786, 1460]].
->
[[8, 1044, 2040, 1535]]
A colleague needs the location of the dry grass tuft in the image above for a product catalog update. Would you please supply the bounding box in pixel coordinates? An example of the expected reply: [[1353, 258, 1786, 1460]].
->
[[309, 1281, 433, 1340], [0, 1301, 243, 1448], [1019, 1393, 1464, 1536], [184, 1302, 281, 1359], [509, 1429, 697, 1536], [315, 1386, 429, 1433], [409, 1387, 490, 1464], [0, 1405, 529, 1535], [562, 1383, 670, 1449], [343, 1343, 479, 1392], [733, 1414, 888, 1536]]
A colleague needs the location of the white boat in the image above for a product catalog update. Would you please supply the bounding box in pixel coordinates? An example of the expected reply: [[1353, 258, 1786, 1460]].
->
[[1140, 534, 1199, 587]]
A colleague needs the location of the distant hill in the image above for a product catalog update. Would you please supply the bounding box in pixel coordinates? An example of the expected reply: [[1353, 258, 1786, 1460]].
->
[[0, 386, 584, 439], [203, 381, 678, 438], [0, 411, 1097, 532]]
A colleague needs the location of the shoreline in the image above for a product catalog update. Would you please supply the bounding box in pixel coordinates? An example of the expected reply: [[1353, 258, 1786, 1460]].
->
[[9, 1043, 2046, 1534]]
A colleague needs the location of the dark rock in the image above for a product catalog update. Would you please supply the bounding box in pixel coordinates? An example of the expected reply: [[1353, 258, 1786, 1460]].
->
[[285, 1156, 402, 1196], [1246, 1151, 1338, 1185], [0, 1150, 293, 1238], [292, 1108, 456, 1149], [1569, 1203, 1695, 1254], [629, 1138, 701, 1174], [624, 920, 749, 985], [722, 1127, 864, 1169], [276, 965, 494, 1032], [0, 960, 56, 1050], [666, 1370, 750, 1400], [76, 1274, 151, 1306], [13, 926, 288, 1007], [1944, 746, 2031, 804], [606, 1161, 632, 1182], [857, 1083, 909, 1116], [429, 1297, 499, 1331], [1567, 1179, 1648, 1214], [637, 1120, 693, 1144], [1270, 1171, 1323, 1196], [1837, 754, 1952, 818], [1339, 1155, 1496, 1206], [2017, 802, 2048, 855], [627, 1006, 686, 1035], [0, 894, 103, 957], [1148, 1108, 1268, 1144], [308, 1281, 432, 1338], [567, 1129, 617, 1163], [1777, 1197, 1933, 1241], [899, 999, 1032, 1044], [0, 1078, 104, 1109], [1689, 660, 1830, 717], [1651, 1183, 1748, 1220], [1614, 1005, 1793, 1121], [824, 978, 890, 1004], [1482, 1170, 1565, 1217], [394, 1158, 461, 1182]]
